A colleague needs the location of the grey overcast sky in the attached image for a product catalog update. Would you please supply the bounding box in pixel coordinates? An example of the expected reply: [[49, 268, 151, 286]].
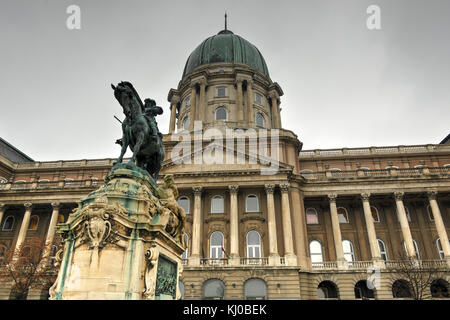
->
[[0, 0, 449, 161]]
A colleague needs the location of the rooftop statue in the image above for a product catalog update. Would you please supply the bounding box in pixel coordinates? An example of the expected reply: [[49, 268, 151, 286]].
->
[[111, 81, 165, 181]]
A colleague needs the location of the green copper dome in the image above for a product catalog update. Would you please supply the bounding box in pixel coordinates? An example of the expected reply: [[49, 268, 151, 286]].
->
[[182, 29, 270, 78]]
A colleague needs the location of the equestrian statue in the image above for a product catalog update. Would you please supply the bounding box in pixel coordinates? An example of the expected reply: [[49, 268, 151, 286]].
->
[[111, 81, 165, 181]]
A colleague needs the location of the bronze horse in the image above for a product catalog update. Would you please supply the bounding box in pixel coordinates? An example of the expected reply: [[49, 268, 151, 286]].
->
[[111, 81, 165, 180]]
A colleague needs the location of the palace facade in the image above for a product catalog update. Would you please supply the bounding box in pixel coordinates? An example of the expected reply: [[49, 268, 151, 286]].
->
[[0, 27, 449, 300]]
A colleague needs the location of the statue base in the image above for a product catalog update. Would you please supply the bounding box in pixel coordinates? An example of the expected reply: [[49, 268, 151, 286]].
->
[[49, 163, 185, 300]]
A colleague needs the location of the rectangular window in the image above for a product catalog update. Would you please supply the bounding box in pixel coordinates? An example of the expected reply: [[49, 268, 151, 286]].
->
[[217, 87, 226, 97], [255, 92, 262, 104]]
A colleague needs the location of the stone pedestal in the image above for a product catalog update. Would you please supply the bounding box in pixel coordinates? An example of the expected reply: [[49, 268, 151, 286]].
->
[[49, 163, 186, 300]]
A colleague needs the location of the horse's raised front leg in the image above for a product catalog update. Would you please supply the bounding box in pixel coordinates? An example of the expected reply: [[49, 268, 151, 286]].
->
[[114, 133, 128, 166], [129, 131, 144, 166]]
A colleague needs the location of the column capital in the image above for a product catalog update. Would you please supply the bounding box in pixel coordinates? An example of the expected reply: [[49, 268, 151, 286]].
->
[[228, 185, 239, 194], [427, 190, 438, 200], [246, 79, 254, 86], [360, 192, 371, 201], [170, 96, 180, 105], [192, 186, 203, 196], [394, 191, 404, 201], [235, 78, 244, 85], [279, 183, 290, 193], [24, 202, 33, 210], [269, 91, 279, 100], [51, 202, 61, 210], [327, 193, 338, 203], [264, 184, 275, 194]]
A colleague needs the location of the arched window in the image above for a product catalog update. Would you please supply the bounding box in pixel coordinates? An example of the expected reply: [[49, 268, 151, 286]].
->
[[181, 233, 189, 260], [317, 281, 338, 299], [436, 238, 445, 260], [427, 205, 434, 221], [209, 231, 224, 259], [37, 179, 50, 189], [377, 239, 388, 261], [182, 117, 190, 130], [179, 280, 185, 300], [385, 166, 399, 169], [28, 215, 39, 230], [354, 280, 375, 299], [255, 112, 265, 127], [306, 208, 319, 224], [57, 214, 65, 224], [177, 196, 190, 214], [309, 240, 323, 263], [202, 279, 225, 300], [402, 239, 421, 259], [246, 231, 262, 261], [211, 195, 224, 213], [371, 206, 380, 222], [430, 279, 449, 298], [2, 216, 14, 231], [392, 280, 412, 298], [244, 278, 267, 300], [13, 180, 26, 190], [337, 207, 349, 223], [0, 177, 7, 184], [215, 107, 227, 121], [64, 178, 74, 187], [246, 195, 259, 212], [342, 240, 355, 262]]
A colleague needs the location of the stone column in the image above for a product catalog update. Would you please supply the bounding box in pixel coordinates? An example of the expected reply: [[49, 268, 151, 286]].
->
[[427, 191, 450, 261], [236, 80, 244, 121], [289, 188, 309, 269], [276, 99, 282, 128], [270, 93, 279, 129], [228, 185, 239, 265], [279, 183, 296, 265], [189, 84, 197, 130], [360, 193, 381, 262], [328, 194, 345, 267], [198, 80, 206, 122], [265, 184, 279, 265], [15, 202, 33, 253], [394, 192, 416, 258], [246, 80, 254, 123], [169, 97, 179, 133], [42, 202, 61, 262], [190, 187, 203, 266], [0, 204, 5, 228]]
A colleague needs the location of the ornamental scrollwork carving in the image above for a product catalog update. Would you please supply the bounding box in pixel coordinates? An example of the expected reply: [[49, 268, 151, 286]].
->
[[360, 192, 371, 201], [74, 196, 127, 250], [142, 246, 159, 300], [394, 191, 404, 201], [264, 184, 275, 194], [327, 193, 338, 202]]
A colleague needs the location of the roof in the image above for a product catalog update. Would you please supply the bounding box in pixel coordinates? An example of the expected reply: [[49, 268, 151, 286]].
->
[[0, 137, 34, 163], [439, 133, 450, 144], [182, 29, 270, 78]]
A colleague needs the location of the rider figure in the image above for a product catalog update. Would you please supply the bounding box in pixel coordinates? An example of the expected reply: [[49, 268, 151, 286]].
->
[[143, 98, 163, 139]]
